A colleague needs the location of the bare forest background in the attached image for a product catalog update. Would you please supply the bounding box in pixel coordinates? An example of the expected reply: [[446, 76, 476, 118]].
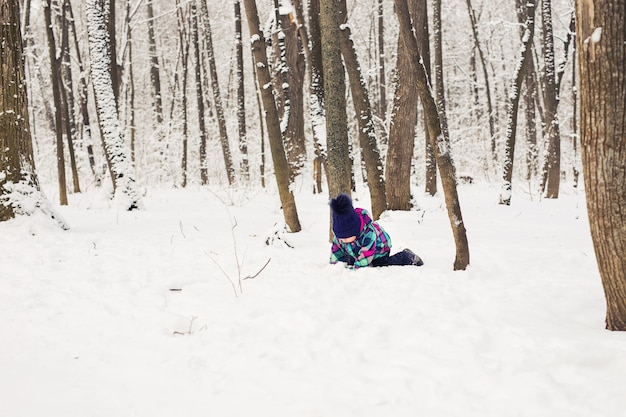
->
[[22, 0, 578, 204]]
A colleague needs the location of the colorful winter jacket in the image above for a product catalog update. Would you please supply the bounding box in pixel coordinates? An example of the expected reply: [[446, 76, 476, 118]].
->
[[330, 208, 392, 269]]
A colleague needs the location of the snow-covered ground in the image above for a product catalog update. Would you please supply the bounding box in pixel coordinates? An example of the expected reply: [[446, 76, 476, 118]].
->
[[2, 182, 624, 417]]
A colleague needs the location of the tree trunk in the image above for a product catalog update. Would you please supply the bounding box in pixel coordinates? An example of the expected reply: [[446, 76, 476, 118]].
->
[[319, 0, 351, 202], [0, 0, 66, 227], [429, 0, 444, 196], [199, 0, 235, 185], [541, 0, 561, 199], [337, 0, 386, 220], [234, 0, 249, 181], [176, 0, 190, 187], [465, 0, 496, 156], [67, 1, 98, 182], [376, 0, 386, 120], [146, 0, 163, 126], [242, 0, 301, 232], [190, 1, 208, 184], [86, 0, 141, 210], [499, 0, 537, 205], [270, 1, 307, 181], [60, 0, 80, 193], [395, 0, 470, 271], [43, 0, 68, 206], [385, 0, 419, 211], [307, 0, 326, 194], [576, 0, 626, 330]]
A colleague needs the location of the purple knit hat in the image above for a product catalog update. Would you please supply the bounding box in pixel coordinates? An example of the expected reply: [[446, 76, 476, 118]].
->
[[330, 193, 361, 239]]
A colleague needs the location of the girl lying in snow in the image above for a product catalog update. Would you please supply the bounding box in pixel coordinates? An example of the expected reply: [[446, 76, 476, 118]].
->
[[329, 193, 424, 269]]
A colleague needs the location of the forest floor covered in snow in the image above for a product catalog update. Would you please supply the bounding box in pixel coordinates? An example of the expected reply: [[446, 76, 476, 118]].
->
[[1, 182, 625, 416]]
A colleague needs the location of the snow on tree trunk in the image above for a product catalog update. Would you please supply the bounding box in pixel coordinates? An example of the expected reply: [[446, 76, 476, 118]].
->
[[395, 0, 470, 271], [337, 0, 387, 220], [499, 0, 536, 205], [85, 0, 141, 210], [0, 0, 67, 228], [242, 0, 301, 232]]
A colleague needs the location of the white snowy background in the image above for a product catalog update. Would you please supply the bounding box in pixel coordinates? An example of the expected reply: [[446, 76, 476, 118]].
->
[[2, 181, 625, 417]]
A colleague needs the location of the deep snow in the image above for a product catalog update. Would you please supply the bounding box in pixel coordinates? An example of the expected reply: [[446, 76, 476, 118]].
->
[[1, 182, 625, 417]]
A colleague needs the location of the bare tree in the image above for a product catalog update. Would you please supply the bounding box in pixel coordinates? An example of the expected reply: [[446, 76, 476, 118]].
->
[[199, 0, 235, 185], [0, 0, 66, 227], [540, 0, 561, 199], [465, 0, 496, 156], [319, 0, 351, 203], [269, 0, 307, 180], [234, 0, 249, 180], [499, 0, 537, 205], [385, 0, 419, 211], [576, 0, 626, 330], [43, 0, 68, 206], [337, 0, 386, 219], [242, 0, 301, 232], [86, 0, 141, 210], [60, 0, 80, 193], [395, 0, 470, 270], [146, 0, 163, 125], [307, 0, 327, 194]]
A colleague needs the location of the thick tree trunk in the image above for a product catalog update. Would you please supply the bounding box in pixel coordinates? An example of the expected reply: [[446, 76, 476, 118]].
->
[[576, 0, 626, 330], [86, 0, 141, 210], [270, 1, 307, 181], [337, 0, 386, 220], [319, 0, 351, 203], [499, 0, 537, 205], [0, 0, 66, 227], [385, 0, 419, 211], [395, 0, 470, 270], [242, 0, 301, 232]]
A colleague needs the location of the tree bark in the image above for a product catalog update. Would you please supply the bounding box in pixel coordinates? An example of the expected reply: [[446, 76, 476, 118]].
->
[[337, 0, 386, 220], [146, 0, 163, 126], [234, 0, 249, 181], [385, 0, 419, 211], [429, 0, 444, 196], [0, 0, 66, 227], [86, 0, 141, 210], [307, 0, 326, 194], [395, 0, 470, 270], [190, 1, 208, 184], [319, 0, 351, 203], [499, 0, 537, 205], [242, 0, 301, 232], [576, 0, 626, 330], [60, 0, 80, 193], [541, 0, 561, 199], [270, 1, 307, 181], [465, 0, 496, 156], [199, 0, 235, 185], [43, 0, 68, 206]]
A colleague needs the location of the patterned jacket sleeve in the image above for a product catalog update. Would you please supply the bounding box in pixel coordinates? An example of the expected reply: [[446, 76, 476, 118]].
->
[[352, 225, 379, 268], [330, 239, 348, 264]]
